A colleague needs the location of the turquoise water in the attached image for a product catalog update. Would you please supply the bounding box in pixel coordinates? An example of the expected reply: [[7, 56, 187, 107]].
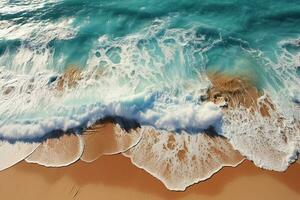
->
[[0, 0, 299, 134], [0, 0, 299, 171], [2, 1, 300, 70]]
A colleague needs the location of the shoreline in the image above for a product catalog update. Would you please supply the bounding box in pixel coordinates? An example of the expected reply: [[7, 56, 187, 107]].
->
[[0, 71, 298, 198]]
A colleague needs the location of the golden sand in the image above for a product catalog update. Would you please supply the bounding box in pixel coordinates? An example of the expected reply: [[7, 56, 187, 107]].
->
[[0, 155, 299, 200]]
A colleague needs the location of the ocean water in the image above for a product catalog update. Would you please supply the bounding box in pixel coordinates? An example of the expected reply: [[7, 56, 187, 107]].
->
[[0, 0, 299, 185]]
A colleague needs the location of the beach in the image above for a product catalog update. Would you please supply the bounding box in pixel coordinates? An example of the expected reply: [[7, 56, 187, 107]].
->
[[0, 1, 300, 199], [0, 155, 299, 200]]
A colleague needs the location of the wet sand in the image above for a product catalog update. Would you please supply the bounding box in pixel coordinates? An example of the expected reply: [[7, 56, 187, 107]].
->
[[207, 73, 274, 116], [123, 129, 244, 190], [56, 65, 81, 90], [81, 122, 141, 162], [0, 155, 299, 200]]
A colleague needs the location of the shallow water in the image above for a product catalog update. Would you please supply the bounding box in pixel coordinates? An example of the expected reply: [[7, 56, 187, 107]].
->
[[0, 0, 299, 188]]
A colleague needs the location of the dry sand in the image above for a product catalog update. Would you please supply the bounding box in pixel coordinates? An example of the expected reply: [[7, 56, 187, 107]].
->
[[0, 155, 299, 200]]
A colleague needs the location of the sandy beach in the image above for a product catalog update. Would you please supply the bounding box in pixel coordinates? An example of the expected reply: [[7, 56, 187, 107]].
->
[[0, 155, 299, 200]]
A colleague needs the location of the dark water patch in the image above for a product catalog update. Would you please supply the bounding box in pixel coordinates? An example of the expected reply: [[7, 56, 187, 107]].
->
[[0, 40, 22, 55], [297, 66, 300, 77], [47, 75, 58, 85], [203, 126, 225, 138], [264, 10, 300, 22], [49, 36, 95, 71], [95, 116, 141, 132]]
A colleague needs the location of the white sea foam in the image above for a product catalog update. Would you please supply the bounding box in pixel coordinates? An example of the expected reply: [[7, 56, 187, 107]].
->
[[0, 18, 77, 45], [222, 107, 299, 171], [0, 21, 222, 140], [0, 0, 59, 15], [0, 88, 222, 140]]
